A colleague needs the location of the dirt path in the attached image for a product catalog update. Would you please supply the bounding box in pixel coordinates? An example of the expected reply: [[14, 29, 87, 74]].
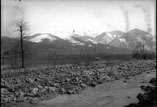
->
[[22, 71, 156, 107]]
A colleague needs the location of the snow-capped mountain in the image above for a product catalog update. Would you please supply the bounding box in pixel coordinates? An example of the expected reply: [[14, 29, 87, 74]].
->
[[85, 39, 98, 44], [109, 29, 156, 51], [23, 29, 155, 54], [25, 33, 60, 43], [109, 38, 128, 48], [69, 35, 100, 45], [121, 29, 155, 41], [64, 34, 85, 46], [3, 28, 156, 60], [50, 32, 86, 46], [94, 30, 125, 44]]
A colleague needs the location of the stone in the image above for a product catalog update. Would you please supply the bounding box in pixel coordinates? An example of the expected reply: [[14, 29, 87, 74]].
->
[[1, 88, 7, 94], [30, 98, 40, 104], [53, 83, 60, 87], [40, 88, 46, 93], [48, 87, 56, 92], [90, 82, 96, 87], [150, 78, 156, 86], [19, 91, 24, 97], [1, 60, 156, 106], [32, 88, 39, 94], [3, 98, 10, 103], [80, 83, 87, 88], [34, 78, 40, 81], [66, 90, 73, 94], [123, 80, 127, 83], [37, 85, 43, 89], [65, 78, 70, 82], [26, 78, 34, 84], [61, 88, 66, 94]]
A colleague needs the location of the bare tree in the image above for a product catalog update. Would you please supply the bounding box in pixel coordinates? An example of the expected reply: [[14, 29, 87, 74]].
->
[[13, 18, 29, 68], [133, 36, 147, 59], [142, 36, 146, 54]]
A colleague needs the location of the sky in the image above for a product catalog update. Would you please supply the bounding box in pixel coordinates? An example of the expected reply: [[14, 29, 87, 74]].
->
[[1, 0, 156, 38]]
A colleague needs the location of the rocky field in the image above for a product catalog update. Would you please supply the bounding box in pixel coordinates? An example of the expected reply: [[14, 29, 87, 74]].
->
[[1, 59, 156, 107], [125, 77, 156, 107]]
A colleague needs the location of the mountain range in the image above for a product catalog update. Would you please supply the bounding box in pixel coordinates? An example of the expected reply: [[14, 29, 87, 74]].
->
[[1, 29, 156, 57]]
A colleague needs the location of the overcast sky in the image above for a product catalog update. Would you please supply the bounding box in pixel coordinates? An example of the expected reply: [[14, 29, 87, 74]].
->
[[1, 0, 155, 38]]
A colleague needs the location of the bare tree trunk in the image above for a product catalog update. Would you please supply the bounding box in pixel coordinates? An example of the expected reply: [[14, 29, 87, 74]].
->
[[94, 45, 96, 57], [14, 47, 16, 68], [13, 18, 29, 68], [20, 26, 24, 68], [2, 56, 4, 66]]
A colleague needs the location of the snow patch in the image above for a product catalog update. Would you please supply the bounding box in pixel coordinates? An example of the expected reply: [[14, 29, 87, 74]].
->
[[119, 38, 126, 43], [71, 41, 85, 46], [112, 34, 117, 38], [88, 44, 92, 47], [106, 33, 119, 39], [136, 37, 144, 42], [103, 33, 114, 44], [106, 32, 113, 38], [87, 39, 98, 44], [68, 38, 85, 46], [62, 34, 85, 46], [145, 34, 153, 37], [29, 34, 56, 43]]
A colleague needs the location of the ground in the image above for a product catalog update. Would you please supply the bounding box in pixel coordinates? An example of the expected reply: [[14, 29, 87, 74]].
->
[[19, 70, 156, 107]]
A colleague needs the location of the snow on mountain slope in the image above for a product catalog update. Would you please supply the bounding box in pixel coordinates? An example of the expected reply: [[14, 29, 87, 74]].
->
[[58, 33, 85, 46], [119, 38, 126, 43], [109, 38, 127, 48], [68, 38, 85, 46], [25, 29, 155, 53], [103, 34, 113, 44], [94, 30, 125, 44], [27, 32, 86, 46], [94, 32, 112, 44], [53, 32, 72, 40], [27, 33, 57, 43], [109, 29, 156, 51], [136, 37, 144, 43], [106, 32, 116, 39], [86, 39, 98, 44]]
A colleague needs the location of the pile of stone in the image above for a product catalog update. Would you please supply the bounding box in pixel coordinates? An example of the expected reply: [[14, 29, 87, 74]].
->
[[124, 77, 156, 107], [1, 60, 156, 106]]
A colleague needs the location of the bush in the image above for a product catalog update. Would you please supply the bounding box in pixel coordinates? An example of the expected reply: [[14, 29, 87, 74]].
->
[[132, 51, 156, 59]]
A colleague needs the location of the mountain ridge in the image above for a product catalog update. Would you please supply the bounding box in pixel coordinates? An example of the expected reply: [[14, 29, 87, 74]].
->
[[1, 29, 156, 57]]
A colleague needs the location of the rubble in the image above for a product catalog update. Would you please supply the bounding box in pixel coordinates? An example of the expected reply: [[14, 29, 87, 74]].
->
[[1, 60, 156, 106], [124, 77, 156, 107]]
